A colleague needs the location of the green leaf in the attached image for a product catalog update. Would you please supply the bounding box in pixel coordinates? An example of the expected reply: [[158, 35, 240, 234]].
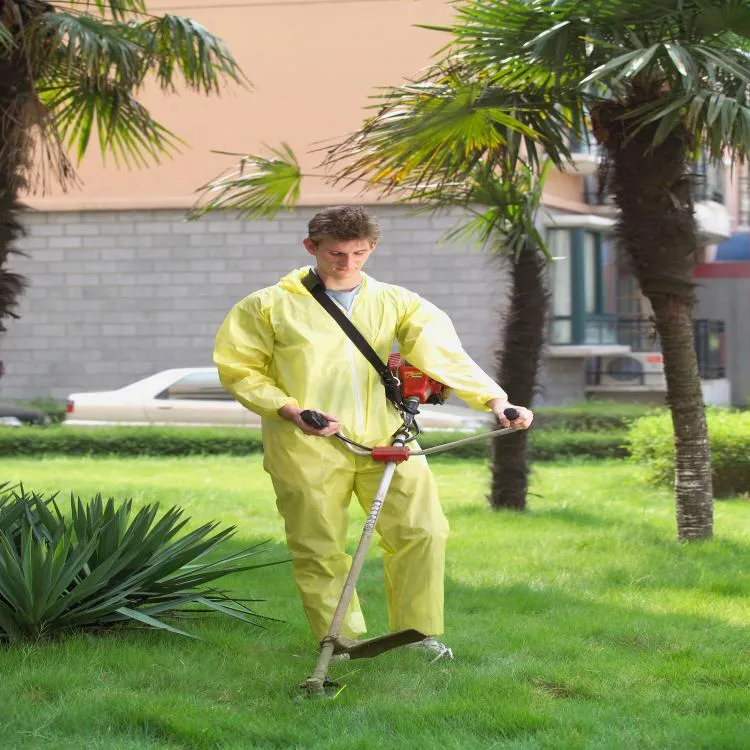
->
[[193, 596, 265, 627], [618, 45, 660, 79], [191, 144, 303, 220], [91, 0, 147, 22], [130, 14, 246, 93], [40, 79, 182, 167], [663, 43, 698, 86], [0, 486, 279, 642], [115, 606, 197, 638], [0, 600, 24, 641], [579, 49, 646, 85], [0, 21, 14, 52]]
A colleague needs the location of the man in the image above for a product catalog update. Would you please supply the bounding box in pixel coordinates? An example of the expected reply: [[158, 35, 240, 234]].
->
[[214, 206, 533, 659]]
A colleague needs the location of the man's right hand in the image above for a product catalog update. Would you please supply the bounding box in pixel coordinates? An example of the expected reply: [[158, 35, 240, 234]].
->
[[278, 404, 341, 437]]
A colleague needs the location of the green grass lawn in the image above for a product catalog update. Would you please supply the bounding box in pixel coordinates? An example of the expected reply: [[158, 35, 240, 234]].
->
[[1, 456, 748, 750]]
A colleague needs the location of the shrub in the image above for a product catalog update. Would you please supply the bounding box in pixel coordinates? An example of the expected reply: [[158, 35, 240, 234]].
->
[[532, 401, 661, 433], [420, 429, 628, 460], [15, 397, 67, 424], [627, 409, 750, 497], [0, 484, 281, 643], [0, 425, 627, 461], [0, 426, 265, 457]]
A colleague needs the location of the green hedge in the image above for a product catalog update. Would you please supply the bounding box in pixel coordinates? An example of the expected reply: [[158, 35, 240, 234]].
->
[[627, 409, 750, 497], [0, 426, 266, 457], [15, 398, 67, 424], [18, 398, 657, 433], [530, 401, 661, 433], [0, 425, 628, 461]]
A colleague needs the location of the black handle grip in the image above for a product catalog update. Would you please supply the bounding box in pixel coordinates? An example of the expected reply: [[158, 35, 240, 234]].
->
[[300, 409, 329, 429], [503, 407, 519, 422]]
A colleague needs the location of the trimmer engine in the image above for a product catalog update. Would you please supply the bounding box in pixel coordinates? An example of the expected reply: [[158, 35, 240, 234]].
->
[[388, 353, 448, 405]]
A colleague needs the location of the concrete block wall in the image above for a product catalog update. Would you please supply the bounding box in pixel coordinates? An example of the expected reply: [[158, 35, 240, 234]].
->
[[1, 206, 513, 402], [536, 357, 587, 405]]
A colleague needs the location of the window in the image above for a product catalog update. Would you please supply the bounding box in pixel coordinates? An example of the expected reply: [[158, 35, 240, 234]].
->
[[739, 166, 750, 227], [157, 372, 234, 401], [548, 228, 617, 345], [548, 230, 572, 344]]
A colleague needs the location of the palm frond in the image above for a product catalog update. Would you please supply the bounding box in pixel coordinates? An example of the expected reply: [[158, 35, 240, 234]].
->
[[326, 64, 569, 197], [449, 0, 750, 160], [190, 143, 302, 219], [55, 0, 148, 22], [130, 14, 246, 93], [19, 8, 245, 171], [0, 20, 14, 52], [39, 77, 182, 166], [34, 13, 146, 88], [441, 160, 551, 259]]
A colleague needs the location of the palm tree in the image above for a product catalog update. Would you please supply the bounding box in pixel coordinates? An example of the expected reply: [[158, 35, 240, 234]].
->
[[417, 0, 750, 541], [0, 0, 244, 335], [438, 164, 550, 511]]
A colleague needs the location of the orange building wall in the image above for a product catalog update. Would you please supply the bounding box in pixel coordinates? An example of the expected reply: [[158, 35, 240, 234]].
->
[[27, 0, 460, 211]]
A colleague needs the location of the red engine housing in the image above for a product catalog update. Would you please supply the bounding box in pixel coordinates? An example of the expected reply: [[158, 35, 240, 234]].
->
[[388, 353, 447, 405]]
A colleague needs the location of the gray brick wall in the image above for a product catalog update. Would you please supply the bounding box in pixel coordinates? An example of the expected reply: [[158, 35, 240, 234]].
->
[[537, 357, 587, 405], [2, 206, 518, 402]]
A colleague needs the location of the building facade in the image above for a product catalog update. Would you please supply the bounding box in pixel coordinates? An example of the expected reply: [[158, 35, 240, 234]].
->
[[1, 0, 746, 406]]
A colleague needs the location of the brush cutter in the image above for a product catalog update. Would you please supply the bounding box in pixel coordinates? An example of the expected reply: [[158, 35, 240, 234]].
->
[[296, 357, 523, 698]]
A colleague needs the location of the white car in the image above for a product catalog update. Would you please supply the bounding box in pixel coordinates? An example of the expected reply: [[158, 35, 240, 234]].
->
[[65, 368, 493, 431]]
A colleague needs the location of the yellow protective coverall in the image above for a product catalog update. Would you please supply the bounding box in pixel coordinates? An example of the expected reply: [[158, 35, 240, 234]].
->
[[214, 267, 507, 641]]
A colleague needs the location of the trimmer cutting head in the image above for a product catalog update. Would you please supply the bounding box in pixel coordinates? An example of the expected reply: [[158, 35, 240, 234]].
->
[[299, 629, 426, 699], [340, 629, 426, 660]]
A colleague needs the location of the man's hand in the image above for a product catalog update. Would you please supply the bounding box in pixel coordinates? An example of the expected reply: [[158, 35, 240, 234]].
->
[[278, 404, 341, 437], [486, 398, 534, 429]]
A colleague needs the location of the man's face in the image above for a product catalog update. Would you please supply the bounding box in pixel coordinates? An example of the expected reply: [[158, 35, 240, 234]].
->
[[303, 237, 376, 285]]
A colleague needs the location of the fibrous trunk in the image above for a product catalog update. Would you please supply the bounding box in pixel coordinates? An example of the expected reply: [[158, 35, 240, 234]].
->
[[0, 6, 33, 339], [602, 108, 713, 541], [489, 245, 548, 511]]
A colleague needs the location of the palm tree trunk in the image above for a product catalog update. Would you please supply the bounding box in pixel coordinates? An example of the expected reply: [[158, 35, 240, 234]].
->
[[489, 245, 548, 510], [606, 117, 713, 541], [0, 46, 31, 338]]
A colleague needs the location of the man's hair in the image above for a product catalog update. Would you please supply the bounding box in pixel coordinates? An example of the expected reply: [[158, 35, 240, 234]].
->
[[307, 206, 381, 245]]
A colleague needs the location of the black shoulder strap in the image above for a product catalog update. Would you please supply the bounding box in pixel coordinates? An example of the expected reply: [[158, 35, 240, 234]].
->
[[302, 269, 404, 409]]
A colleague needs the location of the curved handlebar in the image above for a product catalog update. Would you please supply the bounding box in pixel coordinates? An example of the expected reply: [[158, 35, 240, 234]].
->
[[300, 409, 329, 429], [301, 407, 520, 430]]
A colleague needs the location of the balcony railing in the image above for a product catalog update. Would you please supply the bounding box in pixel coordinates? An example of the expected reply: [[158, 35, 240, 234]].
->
[[550, 315, 726, 380]]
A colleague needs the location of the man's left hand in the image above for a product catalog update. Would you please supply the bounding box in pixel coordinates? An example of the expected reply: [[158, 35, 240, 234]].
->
[[486, 398, 534, 429]]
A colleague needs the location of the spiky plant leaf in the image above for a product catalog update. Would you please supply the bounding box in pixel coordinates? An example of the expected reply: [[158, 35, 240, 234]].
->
[[191, 144, 302, 219], [0, 486, 281, 642]]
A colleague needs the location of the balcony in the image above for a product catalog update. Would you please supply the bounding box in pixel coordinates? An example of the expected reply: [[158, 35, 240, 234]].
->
[[693, 157, 731, 244], [551, 315, 725, 373], [548, 315, 730, 403]]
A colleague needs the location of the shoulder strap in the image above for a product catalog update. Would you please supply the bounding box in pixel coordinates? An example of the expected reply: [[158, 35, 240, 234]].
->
[[302, 269, 404, 409]]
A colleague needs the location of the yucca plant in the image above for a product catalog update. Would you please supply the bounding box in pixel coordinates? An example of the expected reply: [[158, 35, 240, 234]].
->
[[0, 484, 279, 643]]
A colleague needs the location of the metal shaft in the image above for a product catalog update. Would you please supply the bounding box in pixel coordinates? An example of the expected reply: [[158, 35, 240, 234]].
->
[[302, 433, 405, 693]]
